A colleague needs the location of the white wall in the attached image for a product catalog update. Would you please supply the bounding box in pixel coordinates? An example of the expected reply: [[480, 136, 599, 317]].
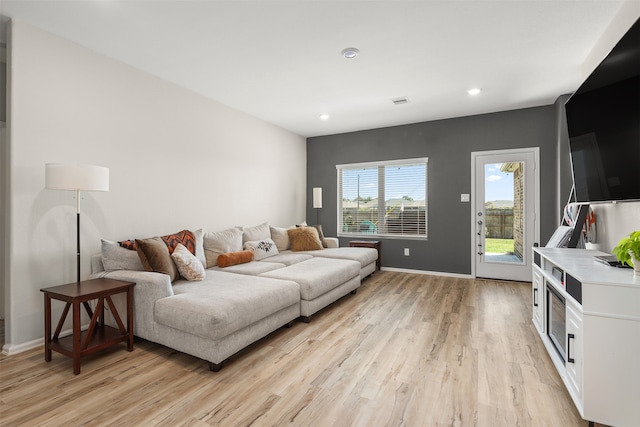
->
[[3, 21, 306, 353], [588, 202, 640, 253]]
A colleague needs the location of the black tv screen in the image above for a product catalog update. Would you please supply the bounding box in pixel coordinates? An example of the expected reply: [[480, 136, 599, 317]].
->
[[565, 18, 640, 203]]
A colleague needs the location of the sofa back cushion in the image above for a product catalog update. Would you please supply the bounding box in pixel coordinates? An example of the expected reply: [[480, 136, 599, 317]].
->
[[203, 227, 243, 268], [240, 222, 271, 244], [101, 239, 145, 272]]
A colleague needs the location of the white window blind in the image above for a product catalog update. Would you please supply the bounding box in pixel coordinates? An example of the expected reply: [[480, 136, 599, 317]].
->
[[337, 158, 428, 239]]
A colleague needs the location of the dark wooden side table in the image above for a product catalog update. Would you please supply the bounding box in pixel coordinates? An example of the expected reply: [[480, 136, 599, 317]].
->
[[41, 278, 135, 374], [349, 240, 381, 271]]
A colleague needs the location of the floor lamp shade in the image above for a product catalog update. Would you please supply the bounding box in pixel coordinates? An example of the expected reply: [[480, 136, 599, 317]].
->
[[45, 164, 109, 192], [313, 187, 323, 209], [45, 163, 109, 282]]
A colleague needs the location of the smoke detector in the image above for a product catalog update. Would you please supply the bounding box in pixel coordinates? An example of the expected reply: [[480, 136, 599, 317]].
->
[[391, 97, 409, 105]]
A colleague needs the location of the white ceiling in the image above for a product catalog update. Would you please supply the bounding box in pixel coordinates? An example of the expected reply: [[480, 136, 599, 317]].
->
[[0, 1, 626, 137]]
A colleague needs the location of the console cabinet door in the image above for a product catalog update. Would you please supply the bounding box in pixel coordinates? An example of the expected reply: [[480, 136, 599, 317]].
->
[[566, 303, 583, 403], [532, 269, 544, 333]]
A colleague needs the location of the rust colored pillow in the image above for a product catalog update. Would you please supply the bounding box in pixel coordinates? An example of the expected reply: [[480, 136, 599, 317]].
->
[[217, 250, 254, 268], [288, 227, 324, 251]]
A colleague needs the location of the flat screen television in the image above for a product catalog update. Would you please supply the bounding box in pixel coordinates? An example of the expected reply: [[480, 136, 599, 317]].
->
[[565, 18, 640, 203]]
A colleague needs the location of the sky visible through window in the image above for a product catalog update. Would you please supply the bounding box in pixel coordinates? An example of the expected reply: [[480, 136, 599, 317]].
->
[[342, 164, 425, 201], [485, 163, 514, 201]]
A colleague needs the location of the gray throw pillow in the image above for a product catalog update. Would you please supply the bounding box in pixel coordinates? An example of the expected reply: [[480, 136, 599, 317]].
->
[[101, 239, 145, 271], [270, 225, 292, 251], [240, 222, 271, 244]]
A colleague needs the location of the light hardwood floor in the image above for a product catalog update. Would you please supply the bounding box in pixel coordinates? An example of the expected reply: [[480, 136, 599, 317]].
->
[[1, 272, 603, 426]]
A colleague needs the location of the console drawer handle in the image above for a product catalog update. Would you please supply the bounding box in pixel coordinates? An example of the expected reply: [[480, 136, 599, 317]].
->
[[567, 333, 575, 364]]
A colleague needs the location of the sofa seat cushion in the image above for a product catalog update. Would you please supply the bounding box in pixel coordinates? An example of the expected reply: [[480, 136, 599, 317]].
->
[[155, 270, 299, 341], [259, 252, 313, 266], [259, 257, 360, 301], [211, 261, 286, 276], [300, 247, 378, 268]]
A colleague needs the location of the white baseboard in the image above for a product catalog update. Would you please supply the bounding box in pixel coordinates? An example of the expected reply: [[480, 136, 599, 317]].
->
[[2, 324, 89, 356], [380, 266, 473, 279], [2, 337, 43, 356]]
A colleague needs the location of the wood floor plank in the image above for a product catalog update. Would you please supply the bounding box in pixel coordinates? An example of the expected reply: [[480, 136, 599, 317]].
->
[[0, 271, 605, 426]]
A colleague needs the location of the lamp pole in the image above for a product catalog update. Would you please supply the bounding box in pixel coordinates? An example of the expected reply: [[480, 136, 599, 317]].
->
[[76, 189, 81, 282]]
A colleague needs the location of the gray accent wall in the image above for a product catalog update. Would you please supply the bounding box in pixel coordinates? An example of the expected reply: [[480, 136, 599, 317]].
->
[[307, 105, 558, 275], [555, 94, 574, 223]]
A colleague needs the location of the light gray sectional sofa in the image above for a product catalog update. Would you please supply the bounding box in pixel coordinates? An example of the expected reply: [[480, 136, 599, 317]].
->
[[90, 223, 378, 371]]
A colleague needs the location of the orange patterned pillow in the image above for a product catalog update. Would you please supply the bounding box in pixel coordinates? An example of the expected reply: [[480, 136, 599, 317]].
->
[[217, 250, 254, 268], [120, 229, 196, 255]]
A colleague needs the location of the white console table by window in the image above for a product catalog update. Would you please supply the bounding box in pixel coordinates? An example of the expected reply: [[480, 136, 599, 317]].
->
[[532, 247, 639, 427]]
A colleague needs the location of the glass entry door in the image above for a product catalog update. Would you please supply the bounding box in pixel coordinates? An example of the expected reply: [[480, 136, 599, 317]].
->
[[473, 149, 538, 282]]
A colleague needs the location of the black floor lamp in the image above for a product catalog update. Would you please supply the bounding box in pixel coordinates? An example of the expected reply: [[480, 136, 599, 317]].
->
[[46, 163, 109, 282]]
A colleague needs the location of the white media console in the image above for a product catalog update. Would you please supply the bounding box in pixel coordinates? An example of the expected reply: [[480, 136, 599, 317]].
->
[[532, 248, 639, 426]]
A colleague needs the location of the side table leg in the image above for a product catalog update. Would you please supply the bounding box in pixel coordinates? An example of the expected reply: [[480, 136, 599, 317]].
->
[[44, 294, 52, 362], [73, 300, 81, 375], [127, 287, 134, 352]]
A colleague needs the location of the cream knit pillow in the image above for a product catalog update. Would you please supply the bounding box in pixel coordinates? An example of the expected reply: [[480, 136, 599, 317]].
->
[[171, 243, 206, 281]]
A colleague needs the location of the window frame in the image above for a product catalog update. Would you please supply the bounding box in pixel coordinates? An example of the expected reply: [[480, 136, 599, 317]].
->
[[336, 157, 428, 240]]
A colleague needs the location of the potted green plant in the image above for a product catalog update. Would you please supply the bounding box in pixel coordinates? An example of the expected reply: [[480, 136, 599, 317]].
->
[[612, 230, 640, 275]]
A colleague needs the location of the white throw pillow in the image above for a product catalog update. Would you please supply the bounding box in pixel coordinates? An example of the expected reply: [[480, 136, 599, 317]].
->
[[240, 222, 270, 244], [244, 238, 279, 260], [171, 243, 206, 281], [203, 227, 243, 268]]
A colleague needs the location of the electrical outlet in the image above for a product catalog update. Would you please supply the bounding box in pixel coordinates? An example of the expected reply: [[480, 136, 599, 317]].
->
[[404, 248, 410, 256]]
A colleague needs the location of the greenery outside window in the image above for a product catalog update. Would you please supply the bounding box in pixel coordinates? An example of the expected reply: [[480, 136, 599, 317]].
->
[[337, 158, 428, 239]]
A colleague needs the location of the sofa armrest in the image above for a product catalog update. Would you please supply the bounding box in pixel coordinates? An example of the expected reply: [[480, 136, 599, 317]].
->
[[325, 237, 339, 248], [89, 270, 174, 339], [91, 254, 105, 274]]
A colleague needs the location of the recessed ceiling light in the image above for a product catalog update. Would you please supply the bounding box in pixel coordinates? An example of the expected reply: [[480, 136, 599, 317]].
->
[[341, 47, 360, 59], [320, 114, 330, 121], [467, 88, 482, 96]]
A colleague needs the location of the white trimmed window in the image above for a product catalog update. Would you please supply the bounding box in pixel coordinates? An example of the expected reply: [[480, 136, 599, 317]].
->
[[337, 158, 428, 239]]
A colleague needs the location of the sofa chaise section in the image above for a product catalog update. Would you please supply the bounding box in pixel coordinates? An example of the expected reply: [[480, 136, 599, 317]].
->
[[259, 257, 361, 322], [90, 255, 301, 371], [154, 270, 300, 371]]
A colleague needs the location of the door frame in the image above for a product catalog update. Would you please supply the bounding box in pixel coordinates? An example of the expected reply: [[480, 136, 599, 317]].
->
[[470, 147, 540, 280]]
